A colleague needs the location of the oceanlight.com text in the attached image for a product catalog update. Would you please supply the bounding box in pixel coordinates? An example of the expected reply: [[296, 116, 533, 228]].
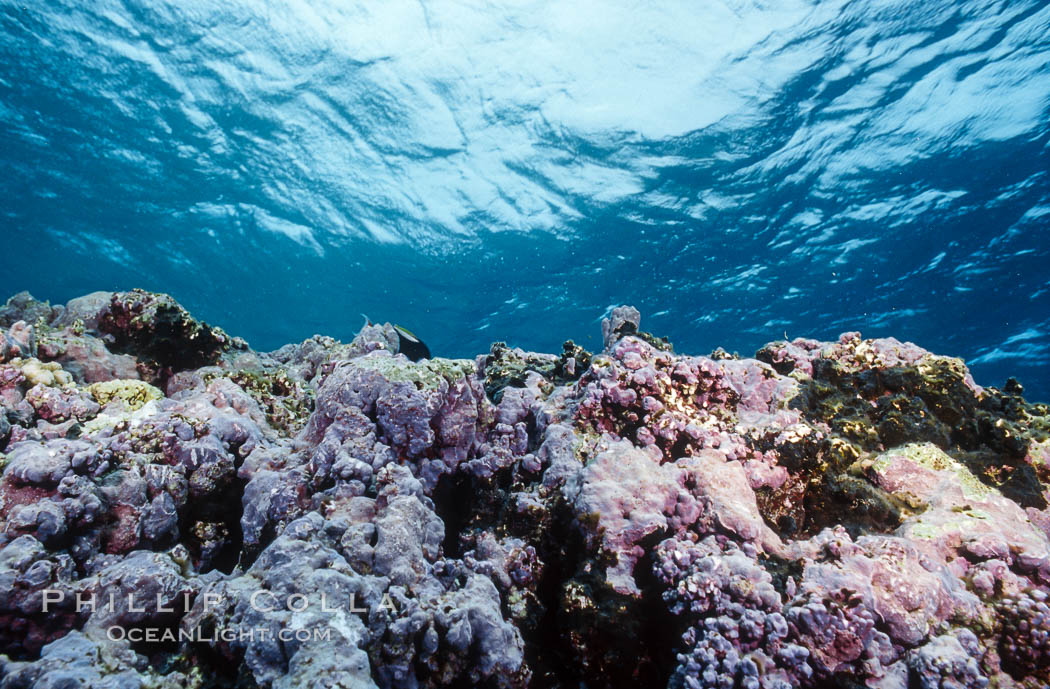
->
[[106, 626, 334, 644]]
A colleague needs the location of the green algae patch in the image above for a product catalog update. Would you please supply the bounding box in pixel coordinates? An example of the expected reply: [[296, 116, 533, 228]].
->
[[87, 379, 163, 410], [354, 354, 476, 390], [907, 506, 992, 541], [908, 521, 942, 540]]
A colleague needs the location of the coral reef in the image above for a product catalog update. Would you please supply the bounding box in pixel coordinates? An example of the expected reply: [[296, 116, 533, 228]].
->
[[1, 289, 1050, 689]]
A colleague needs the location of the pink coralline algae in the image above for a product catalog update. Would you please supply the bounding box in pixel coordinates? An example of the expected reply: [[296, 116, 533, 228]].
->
[[0, 290, 1049, 689], [653, 536, 813, 689]]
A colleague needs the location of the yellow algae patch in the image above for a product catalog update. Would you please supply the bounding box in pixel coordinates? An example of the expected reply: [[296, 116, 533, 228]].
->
[[87, 379, 163, 410], [9, 357, 73, 388]]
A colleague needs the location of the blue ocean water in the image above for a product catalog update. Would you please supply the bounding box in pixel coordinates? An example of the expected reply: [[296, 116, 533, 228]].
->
[[1, 1, 1048, 398]]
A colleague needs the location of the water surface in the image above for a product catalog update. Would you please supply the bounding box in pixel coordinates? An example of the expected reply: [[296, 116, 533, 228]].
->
[[2, 1, 1048, 396]]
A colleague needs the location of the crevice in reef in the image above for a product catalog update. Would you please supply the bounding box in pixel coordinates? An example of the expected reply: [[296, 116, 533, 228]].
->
[[758, 551, 806, 600], [524, 503, 588, 688], [184, 641, 259, 689], [515, 510, 678, 689], [185, 473, 247, 574], [631, 531, 683, 688], [433, 473, 476, 559]]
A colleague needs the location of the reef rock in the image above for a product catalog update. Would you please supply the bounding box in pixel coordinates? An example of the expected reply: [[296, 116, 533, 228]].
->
[[1, 290, 1049, 689]]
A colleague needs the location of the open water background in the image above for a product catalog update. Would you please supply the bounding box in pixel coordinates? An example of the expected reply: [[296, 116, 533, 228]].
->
[[2, 1, 1048, 397]]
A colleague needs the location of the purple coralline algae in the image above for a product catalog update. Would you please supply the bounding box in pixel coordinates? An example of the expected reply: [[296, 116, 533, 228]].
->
[[1, 290, 1050, 689]]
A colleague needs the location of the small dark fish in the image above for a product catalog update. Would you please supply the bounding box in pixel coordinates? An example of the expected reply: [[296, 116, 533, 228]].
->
[[394, 324, 431, 361], [361, 314, 431, 361]]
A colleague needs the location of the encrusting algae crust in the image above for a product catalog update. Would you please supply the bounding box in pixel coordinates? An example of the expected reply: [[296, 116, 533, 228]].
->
[[869, 442, 996, 501]]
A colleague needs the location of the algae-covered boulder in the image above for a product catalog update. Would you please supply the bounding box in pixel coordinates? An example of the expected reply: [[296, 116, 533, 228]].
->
[[97, 289, 236, 382], [0, 292, 60, 328]]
